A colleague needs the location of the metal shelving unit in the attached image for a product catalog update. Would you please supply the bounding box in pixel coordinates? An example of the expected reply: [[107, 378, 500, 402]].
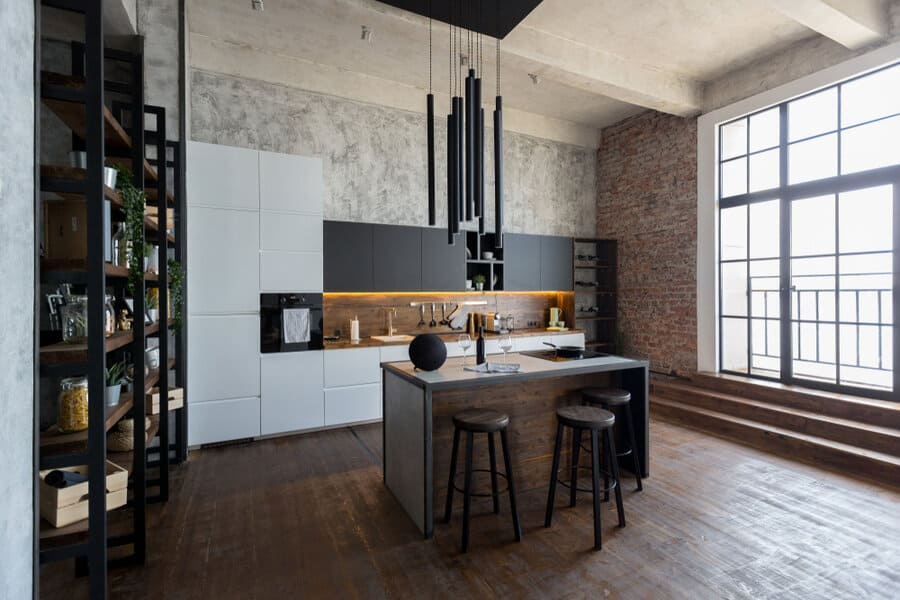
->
[[573, 238, 618, 351]]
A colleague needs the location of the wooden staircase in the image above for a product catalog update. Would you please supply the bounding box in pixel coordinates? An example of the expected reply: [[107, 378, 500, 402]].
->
[[651, 372, 900, 487]]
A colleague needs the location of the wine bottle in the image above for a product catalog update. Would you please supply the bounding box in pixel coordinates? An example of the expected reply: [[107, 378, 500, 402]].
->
[[476, 324, 486, 365]]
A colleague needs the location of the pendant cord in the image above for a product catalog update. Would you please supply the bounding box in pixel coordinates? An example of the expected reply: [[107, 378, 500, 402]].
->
[[428, 0, 432, 93]]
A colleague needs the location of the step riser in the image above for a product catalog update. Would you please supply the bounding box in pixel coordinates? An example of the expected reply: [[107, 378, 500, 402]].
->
[[689, 374, 900, 430], [652, 385, 900, 457], [652, 400, 900, 486]]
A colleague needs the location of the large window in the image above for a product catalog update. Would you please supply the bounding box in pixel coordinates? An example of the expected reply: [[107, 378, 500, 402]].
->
[[718, 62, 899, 400]]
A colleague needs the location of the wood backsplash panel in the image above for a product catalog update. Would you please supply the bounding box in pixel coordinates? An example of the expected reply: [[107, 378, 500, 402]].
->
[[324, 292, 575, 338]]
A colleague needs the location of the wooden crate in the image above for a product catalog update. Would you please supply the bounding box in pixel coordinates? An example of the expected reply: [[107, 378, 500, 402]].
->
[[147, 386, 184, 415], [39, 461, 128, 528]]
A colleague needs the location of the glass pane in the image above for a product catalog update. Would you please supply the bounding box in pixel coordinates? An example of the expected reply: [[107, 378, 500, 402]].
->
[[840, 323, 857, 365], [750, 108, 780, 152], [839, 290, 857, 323], [749, 149, 780, 192], [789, 88, 837, 141], [839, 186, 892, 253], [722, 318, 748, 372], [721, 261, 748, 316], [720, 205, 747, 260], [721, 118, 747, 160], [841, 115, 900, 175], [788, 134, 837, 184], [858, 325, 880, 368], [750, 259, 779, 318], [841, 64, 900, 128], [749, 200, 779, 258], [722, 157, 747, 197], [791, 195, 835, 256]]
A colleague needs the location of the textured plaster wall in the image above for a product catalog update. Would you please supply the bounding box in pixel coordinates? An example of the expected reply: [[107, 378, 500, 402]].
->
[[139, 0, 180, 138], [0, 1, 35, 596], [189, 69, 598, 237]]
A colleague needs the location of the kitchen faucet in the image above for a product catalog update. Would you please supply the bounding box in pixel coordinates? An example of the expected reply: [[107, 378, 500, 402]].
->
[[386, 307, 398, 336]]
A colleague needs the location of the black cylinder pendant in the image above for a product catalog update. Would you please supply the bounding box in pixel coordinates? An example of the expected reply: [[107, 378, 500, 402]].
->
[[465, 70, 475, 221], [455, 96, 463, 225], [493, 96, 503, 248], [427, 93, 435, 226], [448, 113, 457, 242], [474, 77, 483, 219]]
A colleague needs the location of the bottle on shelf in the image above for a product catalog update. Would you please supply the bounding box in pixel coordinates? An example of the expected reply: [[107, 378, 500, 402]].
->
[[476, 324, 486, 365]]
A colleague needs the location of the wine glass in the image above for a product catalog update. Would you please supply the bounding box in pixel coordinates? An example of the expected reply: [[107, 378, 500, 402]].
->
[[457, 334, 472, 366], [498, 333, 513, 365]]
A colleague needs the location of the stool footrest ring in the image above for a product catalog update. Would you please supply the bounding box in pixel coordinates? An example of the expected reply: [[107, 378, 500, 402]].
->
[[451, 468, 510, 498]]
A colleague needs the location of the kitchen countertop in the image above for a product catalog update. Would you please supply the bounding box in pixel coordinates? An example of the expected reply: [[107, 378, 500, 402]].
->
[[382, 352, 647, 391], [323, 328, 584, 350]]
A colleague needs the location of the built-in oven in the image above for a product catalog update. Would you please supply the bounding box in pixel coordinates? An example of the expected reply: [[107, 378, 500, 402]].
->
[[260, 293, 324, 353]]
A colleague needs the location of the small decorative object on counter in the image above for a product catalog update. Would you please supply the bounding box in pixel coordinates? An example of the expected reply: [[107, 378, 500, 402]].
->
[[104, 294, 116, 337], [58, 376, 89, 433], [117, 309, 132, 332], [146, 243, 159, 274], [145, 290, 159, 324], [61, 294, 88, 343], [472, 273, 486, 291], [105, 361, 125, 407], [408, 333, 447, 371], [350, 315, 360, 342]]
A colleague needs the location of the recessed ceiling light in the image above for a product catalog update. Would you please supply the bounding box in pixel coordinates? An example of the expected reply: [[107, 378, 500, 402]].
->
[[361, 26, 374, 42], [528, 73, 540, 85], [251, 0, 263, 11]]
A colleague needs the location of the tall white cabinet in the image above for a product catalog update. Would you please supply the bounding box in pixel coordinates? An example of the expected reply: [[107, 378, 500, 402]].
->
[[187, 141, 324, 446]]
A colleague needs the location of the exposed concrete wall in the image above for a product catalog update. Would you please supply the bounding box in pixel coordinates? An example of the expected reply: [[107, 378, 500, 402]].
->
[[190, 69, 598, 237], [0, 1, 35, 597], [139, 0, 180, 139]]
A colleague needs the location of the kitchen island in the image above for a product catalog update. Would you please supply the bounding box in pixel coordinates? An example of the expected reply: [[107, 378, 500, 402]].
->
[[381, 353, 649, 537]]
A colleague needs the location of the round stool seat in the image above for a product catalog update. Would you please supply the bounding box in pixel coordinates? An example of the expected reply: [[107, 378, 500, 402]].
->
[[453, 408, 510, 432], [557, 405, 615, 430], [583, 388, 631, 407]]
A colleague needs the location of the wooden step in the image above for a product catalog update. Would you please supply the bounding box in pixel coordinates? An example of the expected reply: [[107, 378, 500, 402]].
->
[[690, 372, 900, 430], [651, 396, 900, 488], [652, 380, 900, 458]]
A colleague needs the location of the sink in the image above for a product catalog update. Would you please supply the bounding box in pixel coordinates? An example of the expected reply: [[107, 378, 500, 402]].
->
[[370, 335, 416, 343]]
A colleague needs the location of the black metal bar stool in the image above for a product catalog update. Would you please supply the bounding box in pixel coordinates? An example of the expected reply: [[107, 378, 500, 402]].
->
[[583, 388, 643, 491], [443, 408, 522, 552], [545, 405, 625, 550]]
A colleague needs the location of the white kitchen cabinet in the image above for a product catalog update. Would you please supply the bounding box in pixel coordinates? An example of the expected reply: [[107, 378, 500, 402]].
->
[[187, 141, 259, 210], [379, 344, 411, 364], [260, 352, 324, 435], [324, 347, 381, 388], [259, 250, 323, 292], [553, 332, 586, 347], [512, 335, 551, 352], [324, 384, 382, 425], [260, 212, 323, 253], [188, 397, 261, 446], [187, 314, 260, 403], [188, 207, 259, 314], [259, 151, 323, 215]]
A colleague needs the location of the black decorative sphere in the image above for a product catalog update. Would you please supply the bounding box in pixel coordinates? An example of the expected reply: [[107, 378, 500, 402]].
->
[[408, 334, 447, 371]]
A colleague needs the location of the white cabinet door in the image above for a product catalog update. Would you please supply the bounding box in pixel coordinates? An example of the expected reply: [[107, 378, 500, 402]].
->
[[259, 151, 323, 215], [260, 352, 324, 435], [187, 141, 259, 210], [324, 348, 381, 388], [188, 207, 259, 314], [259, 251, 323, 293], [513, 335, 550, 352], [189, 397, 260, 446], [324, 384, 381, 426], [553, 332, 585, 348], [188, 314, 260, 403], [260, 212, 322, 253], [379, 344, 410, 364]]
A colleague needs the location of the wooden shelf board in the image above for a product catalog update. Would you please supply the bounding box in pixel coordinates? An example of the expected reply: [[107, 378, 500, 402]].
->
[[574, 264, 613, 270], [41, 73, 132, 152], [466, 259, 504, 264], [575, 316, 616, 321], [574, 290, 615, 295], [40, 321, 171, 364], [105, 156, 159, 186], [40, 395, 134, 450], [585, 341, 614, 348], [39, 260, 160, 281], [40, 165, 123, 207]]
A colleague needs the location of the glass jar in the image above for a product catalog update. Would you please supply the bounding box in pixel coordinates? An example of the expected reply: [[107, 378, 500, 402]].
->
[[104, 294, 116, 337], [111, 223, 126, 267], [61, 294, 88, 343], [58, 376, 89, 433]]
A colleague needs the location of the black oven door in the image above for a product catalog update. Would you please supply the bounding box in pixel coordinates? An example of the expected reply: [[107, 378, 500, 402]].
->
[[260, 293, 324, 353]]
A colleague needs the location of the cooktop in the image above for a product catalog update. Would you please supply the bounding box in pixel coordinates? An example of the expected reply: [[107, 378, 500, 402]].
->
[[519, 350, 610, 362]]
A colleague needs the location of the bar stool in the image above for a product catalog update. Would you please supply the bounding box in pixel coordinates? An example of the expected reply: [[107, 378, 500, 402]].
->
[[545, 405, 625, 550], [443, 408, 522, 552], [583, 388, 643, 491]]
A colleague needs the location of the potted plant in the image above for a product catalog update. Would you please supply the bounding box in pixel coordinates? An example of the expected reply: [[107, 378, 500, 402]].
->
[[472, 273, 486, 291], [105, 361, 126, 407], [145, 291, 158, 324], [167, 258, 185, 330]]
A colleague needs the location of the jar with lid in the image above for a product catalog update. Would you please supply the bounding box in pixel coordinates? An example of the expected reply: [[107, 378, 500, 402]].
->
[[104, 294, 116, 337], [58, 376, 89, 432], [61, 294, 88, 343]]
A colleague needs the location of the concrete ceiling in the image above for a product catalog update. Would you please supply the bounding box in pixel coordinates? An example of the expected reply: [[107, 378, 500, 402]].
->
[[189, 0, 894, 137]]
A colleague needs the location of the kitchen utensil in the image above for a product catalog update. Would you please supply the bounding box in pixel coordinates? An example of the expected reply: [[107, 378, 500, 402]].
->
[[418, 305, 426, 326], [543, 341, 584, 358], [549, 307, 563, 326], [439, 303, 448, 325], [482, 251, 494, 260], [429, 303, 437, 327]]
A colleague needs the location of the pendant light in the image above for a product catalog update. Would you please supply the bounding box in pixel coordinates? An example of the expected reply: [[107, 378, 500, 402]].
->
[[493, 32, 503, 248], [447, 13, 458, 243], [426, 1, 435, 226], [475, 14, 485, 235]]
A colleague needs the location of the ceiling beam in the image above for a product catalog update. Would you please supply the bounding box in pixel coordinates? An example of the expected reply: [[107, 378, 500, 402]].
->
[[769, 0, 889, 50], [501, 25, 703, 117]]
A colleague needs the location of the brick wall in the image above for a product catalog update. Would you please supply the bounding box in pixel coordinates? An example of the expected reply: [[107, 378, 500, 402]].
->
[[597, 110, 698, 375]]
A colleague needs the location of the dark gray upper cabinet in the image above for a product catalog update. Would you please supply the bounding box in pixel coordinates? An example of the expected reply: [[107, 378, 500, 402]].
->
[[323, 221, 374, 292], [373, 224, 422, 291], [421, 227, 465, 291], [540, 235, 574, 291], [503, 233, 541, 291]]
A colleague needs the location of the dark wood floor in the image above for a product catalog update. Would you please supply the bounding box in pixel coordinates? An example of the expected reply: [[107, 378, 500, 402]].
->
[[42, 417, 900, 599]]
